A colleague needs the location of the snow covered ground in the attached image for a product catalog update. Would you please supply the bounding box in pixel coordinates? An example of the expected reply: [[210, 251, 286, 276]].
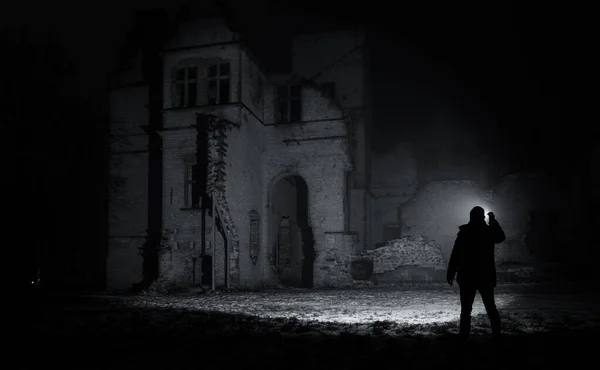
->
[[28, 281, 600, 369], [122, 282, 600, 337]]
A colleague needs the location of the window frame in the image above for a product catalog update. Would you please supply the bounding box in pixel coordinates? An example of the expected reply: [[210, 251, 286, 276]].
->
[[183, 163, 201, 209], [172, 60, 231, 108], [276, 84, 302, 124], [206, 62, 231, 105]]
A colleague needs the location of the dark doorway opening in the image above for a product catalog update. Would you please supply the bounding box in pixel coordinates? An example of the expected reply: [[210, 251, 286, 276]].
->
[[271, 175, 314, 288], [201, 255, 212, 286]]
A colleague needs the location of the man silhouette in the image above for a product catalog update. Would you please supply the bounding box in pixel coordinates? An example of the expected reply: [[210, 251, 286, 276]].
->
[[447, 206, 506, 343]]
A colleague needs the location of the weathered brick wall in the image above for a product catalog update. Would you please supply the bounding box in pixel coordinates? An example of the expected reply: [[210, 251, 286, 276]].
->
[[262, 142, 351, 286], [158, 24, 272, 288], [111, 19, 372, 289], [262, 81, 347, 125], [318, 232, 359, 287], [160, 123, 206, 287], [290, 30, 371, 252], [221, 113, 264, 288], [161, 105, 260, 288], [240, 48, 265, 121], [261, 85, 353, 287], [107, 85, 150, 291]]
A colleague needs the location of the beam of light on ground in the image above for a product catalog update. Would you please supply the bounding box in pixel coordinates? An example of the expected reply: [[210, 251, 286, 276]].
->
[[130, 288, 515, 326]]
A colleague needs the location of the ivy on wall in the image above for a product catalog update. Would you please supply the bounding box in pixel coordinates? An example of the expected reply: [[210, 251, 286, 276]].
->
[[196, 112, 242, 285], [196, 113, 241, 195]]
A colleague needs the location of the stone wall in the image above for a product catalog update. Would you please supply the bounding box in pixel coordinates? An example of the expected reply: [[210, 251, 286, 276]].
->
[[109, 19, 370, 289], [157, 23, 274, 289], [291, 30, 371, 251], [319, 232, 359, 287], [352, 235, 445, 283], [240, 47, 265, 121], [158, 104, 268, 289], [261, 84, 352, 287], [218, 112, 265, 288], [262, 141, 351, 287], [160, 106, 227, 288], [160, 62, 354, 289]]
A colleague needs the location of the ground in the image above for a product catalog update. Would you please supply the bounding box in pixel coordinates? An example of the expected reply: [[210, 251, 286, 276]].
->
[[27, 281, 599, 369]]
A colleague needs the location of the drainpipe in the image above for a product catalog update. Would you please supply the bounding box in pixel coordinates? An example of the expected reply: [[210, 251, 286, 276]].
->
[[212, 193, 216, 291], [213, 204, 230, 290], [225, 211, 230, 290]]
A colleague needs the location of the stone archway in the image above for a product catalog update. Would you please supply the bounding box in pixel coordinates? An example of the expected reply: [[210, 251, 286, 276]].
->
[[269, 175, 315, 288]]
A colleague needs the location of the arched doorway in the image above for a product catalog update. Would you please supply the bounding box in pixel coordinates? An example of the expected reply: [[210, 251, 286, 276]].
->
[[269, 175, 315, 288]]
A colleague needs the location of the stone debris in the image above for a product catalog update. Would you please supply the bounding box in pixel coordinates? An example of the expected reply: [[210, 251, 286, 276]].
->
[[353, 235, 445, 274]]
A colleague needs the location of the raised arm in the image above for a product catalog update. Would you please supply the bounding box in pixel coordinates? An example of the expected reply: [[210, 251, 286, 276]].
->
[[488, 214, 506, 244]]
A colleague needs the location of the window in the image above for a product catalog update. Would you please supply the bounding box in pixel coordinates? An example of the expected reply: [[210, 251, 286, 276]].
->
[[207, 62, 230, 105], [173, 61, 230, 108], [184, 164, 201, 208], [252, 74, 263, 108], [173, 66, 198, 108], [276, 85, 301, 123], [321, 82, 335, 100]]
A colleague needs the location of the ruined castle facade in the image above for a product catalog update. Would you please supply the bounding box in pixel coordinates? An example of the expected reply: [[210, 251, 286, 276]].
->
[[108, 9, 587, 292], [107, 13, 374, 291]]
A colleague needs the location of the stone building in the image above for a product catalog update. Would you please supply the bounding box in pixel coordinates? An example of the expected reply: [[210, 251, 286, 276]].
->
[[107, 10, 373, 291], [108, 6, 590, 291]]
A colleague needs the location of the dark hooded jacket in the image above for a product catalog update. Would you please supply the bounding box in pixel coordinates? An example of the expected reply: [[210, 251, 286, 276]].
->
[[447, 218, 506, 287]]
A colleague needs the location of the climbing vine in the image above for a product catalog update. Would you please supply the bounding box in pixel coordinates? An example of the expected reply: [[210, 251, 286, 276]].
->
[[197, 113, 240, 195], [196, 112, 242, 286]]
